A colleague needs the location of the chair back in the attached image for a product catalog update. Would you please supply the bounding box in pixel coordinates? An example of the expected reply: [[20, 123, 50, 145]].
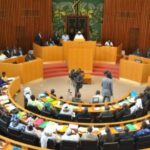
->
[[21, 131, 39, 146], [60, 140, 79, 150], [77, 117, 91, 123], [80, 140, 98, 150], [103, 142, 119, 150], [47, 139, 56, 149], [120, 138, 135, 150], [136, 134, 150, 149], [101, 115, 114, 123], [58, 114, 72, 121]]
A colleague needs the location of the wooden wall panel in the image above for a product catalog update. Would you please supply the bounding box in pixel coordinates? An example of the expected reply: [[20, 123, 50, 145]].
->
[[0, 0, 52, 51], [102, 0, 150, 54]]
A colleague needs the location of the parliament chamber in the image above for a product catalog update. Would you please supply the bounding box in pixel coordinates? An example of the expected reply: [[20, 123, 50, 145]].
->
[[1, 0, 150, 150]]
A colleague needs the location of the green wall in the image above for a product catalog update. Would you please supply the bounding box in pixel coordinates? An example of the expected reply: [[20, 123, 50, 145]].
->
[[52, 0, 104, 41]]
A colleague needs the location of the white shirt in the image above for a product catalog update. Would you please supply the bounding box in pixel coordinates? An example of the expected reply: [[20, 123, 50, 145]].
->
[[0, 54, 7, 60], [62, 34, 69, 41], [130, 98, 143, 114], [74, 33, 85, 41], [60, 104, 74, 116], [105, 41, 113, 46], [91, 94, 103, 103], [61, 129, 80, 142]]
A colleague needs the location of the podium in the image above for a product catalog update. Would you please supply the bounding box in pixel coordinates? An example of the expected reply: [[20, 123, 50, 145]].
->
[[0, 56, 43, 83], [63, 41, 96, 73]]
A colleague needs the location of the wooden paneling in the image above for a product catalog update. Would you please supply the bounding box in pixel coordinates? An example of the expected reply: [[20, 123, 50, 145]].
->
[[0, 0, 52, 51], [102, 0, 150, 54]]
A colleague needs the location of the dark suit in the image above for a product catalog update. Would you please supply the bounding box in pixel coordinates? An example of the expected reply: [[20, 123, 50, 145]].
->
[[118, 132, 133, 140], [3, 49, 11, 58], [99, 133, 115, 143]]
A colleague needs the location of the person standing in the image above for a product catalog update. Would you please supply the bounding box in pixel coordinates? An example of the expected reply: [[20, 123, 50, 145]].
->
[[101, 70, 113, 102]]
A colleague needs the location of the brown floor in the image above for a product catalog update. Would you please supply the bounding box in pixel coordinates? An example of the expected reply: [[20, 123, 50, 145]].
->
[[15, 76, 146, 107]]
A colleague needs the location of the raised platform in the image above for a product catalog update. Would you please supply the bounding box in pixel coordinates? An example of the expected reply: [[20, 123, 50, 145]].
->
[[43, 61, 120, 79]]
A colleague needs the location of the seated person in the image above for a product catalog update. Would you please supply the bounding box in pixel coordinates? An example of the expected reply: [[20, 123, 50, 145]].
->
[[50, 89, 57, 97], [133, 121, 150, 138], [130, 93, 143, 114], [132, 48, 142, 56], [97, 105, 114, 120], [59, 104, 74, 117], [25, 125, 37, 135], [104, 40, 113, 46], [74, 31, 85, 41], [81, 126, 98, 141], [61, 128, 80, 142], [91, 90, 103, 103], [11, 47, 18, 57], [18, 47, 24, 56], [0, 51, 7, 60], [40, 124, 58, 148], [48, 38, 55, 46], [3, 47, 11, 58], [9, 110, 25, 131], [116, 103, 131, 119], [76, 107, 91, 119], [1, 72, 7, 82], [27, 95, 44, 111], [0, 76, 6, 87], [52, 31, 61, 46], [118, 127, 133, 140], [61, 32, 70, 41], [99, 127, 115, 143], [34, 32, 42, 45], [146, 48, 150, 58], [25, 50, 36, 61], [69, 28, 75, 41]]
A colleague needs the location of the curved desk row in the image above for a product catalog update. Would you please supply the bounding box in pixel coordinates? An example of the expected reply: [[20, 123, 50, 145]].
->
[[0, 135, 49, 150], [42, 94, 135, 113], [0, 56, 43, 83], [7, 77, 150, 128]]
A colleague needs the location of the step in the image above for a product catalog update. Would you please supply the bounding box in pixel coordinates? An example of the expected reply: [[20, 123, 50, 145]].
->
[[44, 68, 68, 73], [44, 72, 68, 78]]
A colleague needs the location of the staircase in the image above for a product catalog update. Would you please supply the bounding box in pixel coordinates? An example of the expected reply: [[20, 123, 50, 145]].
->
[[92, 63, 120, 78], [43, 62, 120, 79], [43, 61, 68, 78]]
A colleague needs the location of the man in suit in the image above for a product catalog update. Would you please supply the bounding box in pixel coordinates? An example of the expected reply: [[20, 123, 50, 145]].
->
[[99, 127, 115, 143], [97, 105, 114, 120], [118, 127, 133, 140], [101, 70, 113, 102], [81, 126, 98, 141], [34, 33, 42, 45], [3, 47, 11, 58]]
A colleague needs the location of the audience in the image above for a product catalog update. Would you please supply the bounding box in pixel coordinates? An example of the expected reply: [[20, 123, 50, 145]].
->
[[130, 93, 143, 114], [97, 105, 114, 120], [61, 128, 80, 142], [76, 107, 91, 120], [61, 32, 70, 41], [104, 40, 113, 46], [133, 121, 150, 138], [81, 126, 98, 141], [25, 50, 36, 61], [99, 127, 115, 143], [118, 127, 133, 140], [91, 90, 103, 103], [59, 103, 74, 117], [1, 72, 7, 82]]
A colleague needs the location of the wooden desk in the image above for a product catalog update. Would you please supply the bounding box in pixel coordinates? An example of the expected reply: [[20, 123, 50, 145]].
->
[[148, 76, 150, 86], [0, 57, 43, 83], [94, 44, 122, 63], [120, 58, 150, 83], [33, 43, 64, 61], [63, 41, 96, 72]]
